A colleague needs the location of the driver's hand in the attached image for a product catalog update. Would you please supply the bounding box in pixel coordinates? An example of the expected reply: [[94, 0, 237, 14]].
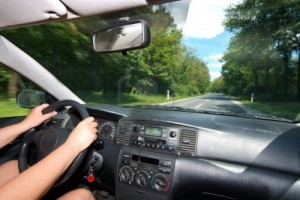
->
[[22, 104, 57, 129], [66, 117, 98, 153]]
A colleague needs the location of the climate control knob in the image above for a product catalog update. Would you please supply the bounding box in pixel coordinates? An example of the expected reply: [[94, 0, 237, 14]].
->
[[119, 166, 134, 184], [135, 170, 150, 187], [151, 174, 169, 192]]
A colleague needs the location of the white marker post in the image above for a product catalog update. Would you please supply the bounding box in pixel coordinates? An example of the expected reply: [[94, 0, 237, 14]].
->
[[167, 90, 170, 100], [251, 93, 254, 103]]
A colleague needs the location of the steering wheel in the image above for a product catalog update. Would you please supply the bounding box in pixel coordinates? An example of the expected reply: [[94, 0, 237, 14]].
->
[[18, 100, 89, 186]]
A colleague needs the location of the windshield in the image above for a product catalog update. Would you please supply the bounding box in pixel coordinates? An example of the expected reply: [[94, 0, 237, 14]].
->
[[1, 0, 300, 122]]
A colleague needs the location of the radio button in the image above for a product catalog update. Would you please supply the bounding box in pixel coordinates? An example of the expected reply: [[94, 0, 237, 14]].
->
[[122, 159, 130, 165], [122, 153, 131, 159], [152, 138, 159, 142], [130, 161, 138, 168], [158, 167, 171, 174], [168, 146, 174, 151], [160, 160, 172, 168]]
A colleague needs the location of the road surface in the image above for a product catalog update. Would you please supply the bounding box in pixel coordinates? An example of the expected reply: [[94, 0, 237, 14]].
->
[[161, 93, 253, 116]]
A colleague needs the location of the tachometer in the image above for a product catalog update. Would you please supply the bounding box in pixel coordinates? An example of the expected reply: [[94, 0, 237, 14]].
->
[[98, 121, 116, 140]]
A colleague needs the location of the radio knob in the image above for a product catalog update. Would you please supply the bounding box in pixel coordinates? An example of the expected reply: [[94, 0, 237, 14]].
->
[[170, 131, 177, 138], [119, 166, 134, 184], [136, 170, 150, 187], [151, 174, 169, 192], [133, 125, 138, 132]]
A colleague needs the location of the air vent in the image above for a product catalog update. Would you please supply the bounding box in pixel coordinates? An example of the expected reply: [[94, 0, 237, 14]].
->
[[178, 129, 197, 156], [116, 120, 133, 145]]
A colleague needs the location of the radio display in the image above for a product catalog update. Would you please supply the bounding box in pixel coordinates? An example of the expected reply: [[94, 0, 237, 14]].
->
[[145, 127, 162, 137]]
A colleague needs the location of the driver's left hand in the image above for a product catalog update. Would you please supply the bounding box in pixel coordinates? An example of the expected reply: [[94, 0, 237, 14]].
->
[[22, 104, 57, 129]]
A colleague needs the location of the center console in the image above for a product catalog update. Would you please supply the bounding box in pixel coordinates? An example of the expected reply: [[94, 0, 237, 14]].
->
[[116, 120, 198, 200], [116, 147, 176, 200]]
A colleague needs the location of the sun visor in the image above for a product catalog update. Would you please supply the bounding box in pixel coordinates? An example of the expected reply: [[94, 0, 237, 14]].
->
[[0, 0, 67, 28], [61, 0, 149, 16]]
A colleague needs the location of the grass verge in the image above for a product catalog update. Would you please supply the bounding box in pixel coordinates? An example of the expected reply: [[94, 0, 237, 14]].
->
[[0, 92, 190, 117], [242, 100, 300, 121], [0, 98, 30, 117], [78, 91, 189, 106]]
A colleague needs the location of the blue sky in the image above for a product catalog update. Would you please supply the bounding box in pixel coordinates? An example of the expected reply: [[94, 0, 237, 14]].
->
[[168, 0, 239, 81], [183, 31, 233, 80]]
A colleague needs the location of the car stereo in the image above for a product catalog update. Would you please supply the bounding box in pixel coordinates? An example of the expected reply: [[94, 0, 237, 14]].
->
[[128, 121, 180, 153]]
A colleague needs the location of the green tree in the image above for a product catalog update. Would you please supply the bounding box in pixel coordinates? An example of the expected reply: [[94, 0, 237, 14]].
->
[[224, 0, 300, 98], [211, 76, 225, 93]]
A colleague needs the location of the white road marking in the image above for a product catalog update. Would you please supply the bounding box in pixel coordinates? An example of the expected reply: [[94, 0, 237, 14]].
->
[[195, 104, 202, 109]]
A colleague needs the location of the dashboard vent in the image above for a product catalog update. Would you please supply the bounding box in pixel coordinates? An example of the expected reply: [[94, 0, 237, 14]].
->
[[178, 129, 197, 156], [116, 120, 133, 145]]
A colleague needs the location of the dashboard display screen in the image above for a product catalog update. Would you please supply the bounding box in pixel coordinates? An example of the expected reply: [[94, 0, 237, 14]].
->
[[145, 127, 162, 137]]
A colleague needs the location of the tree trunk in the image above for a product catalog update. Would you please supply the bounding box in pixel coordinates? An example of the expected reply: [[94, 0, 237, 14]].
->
[[282, 54, 289, 95], [8, 72, 19, 98], [264, 66, 270, 91]]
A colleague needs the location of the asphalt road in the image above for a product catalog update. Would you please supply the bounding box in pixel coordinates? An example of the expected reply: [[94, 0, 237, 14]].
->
[[161, 93, 253, 116]]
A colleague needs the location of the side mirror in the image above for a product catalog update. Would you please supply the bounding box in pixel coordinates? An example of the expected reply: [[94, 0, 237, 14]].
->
[[93, 20, 150, 53], [17, 90, 45, 108]]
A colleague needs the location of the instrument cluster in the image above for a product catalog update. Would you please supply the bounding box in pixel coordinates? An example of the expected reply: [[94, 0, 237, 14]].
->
[[96, 119, 117, 141]]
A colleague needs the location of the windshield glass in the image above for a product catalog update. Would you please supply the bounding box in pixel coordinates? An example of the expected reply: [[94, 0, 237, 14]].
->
[[1, 0, 300, 122]]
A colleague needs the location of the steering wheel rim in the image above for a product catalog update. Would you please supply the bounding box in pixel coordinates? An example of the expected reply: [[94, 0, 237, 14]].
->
[[18, 100, 89, 186]]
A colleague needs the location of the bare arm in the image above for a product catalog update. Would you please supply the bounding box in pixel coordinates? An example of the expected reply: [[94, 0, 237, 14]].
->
[[0, 117, 98, 200], [0, 104, 57, 148]]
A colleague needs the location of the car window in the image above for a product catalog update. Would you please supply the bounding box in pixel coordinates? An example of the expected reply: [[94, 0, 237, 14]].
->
[[0, 64, 31, 117], [0, 1, 299, 122]]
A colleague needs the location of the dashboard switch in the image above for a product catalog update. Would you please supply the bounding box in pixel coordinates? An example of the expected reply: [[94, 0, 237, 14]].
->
[[159, 167, 171, 174], [87, 173, 95, 183], [160, 160, 172, 168], [170, 131, 177, 138]]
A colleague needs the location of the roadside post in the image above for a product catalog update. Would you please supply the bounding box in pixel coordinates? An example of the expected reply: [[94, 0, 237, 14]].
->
[[167, 90, 170, 100], [251, 93, 254, 103]]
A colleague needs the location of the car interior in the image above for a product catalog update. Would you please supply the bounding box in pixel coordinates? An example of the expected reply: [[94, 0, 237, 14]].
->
[[0, 0, 300, 200]]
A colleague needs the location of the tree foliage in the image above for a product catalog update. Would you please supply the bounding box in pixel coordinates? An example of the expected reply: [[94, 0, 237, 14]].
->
[[0, 6, 210, 100], [222, 0, 300, 100]]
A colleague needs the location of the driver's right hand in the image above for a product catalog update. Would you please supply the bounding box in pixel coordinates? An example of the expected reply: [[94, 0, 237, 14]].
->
[[65, 117, 98, 153]]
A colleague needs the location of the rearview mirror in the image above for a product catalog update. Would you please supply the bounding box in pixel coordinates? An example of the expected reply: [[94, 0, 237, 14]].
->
[[17, 90, 45, 108], [93, 20, 150, 53]]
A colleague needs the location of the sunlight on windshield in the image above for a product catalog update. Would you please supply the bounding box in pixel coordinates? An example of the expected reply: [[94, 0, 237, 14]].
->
[[0, 0, 300, 122]]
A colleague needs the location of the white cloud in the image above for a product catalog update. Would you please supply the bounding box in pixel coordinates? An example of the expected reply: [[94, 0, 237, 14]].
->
[[183, 0, 239, 39], [204, 53, 224, 61], [207, 62, 223, 69], [210, 71, 221, 80]]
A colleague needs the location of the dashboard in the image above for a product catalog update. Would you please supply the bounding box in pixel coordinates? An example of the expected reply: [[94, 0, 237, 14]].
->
[[45, 104, 300, 200]]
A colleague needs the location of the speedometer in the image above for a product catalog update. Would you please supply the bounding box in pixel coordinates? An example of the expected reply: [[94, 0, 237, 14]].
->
[[98, 121, 116, 140]]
